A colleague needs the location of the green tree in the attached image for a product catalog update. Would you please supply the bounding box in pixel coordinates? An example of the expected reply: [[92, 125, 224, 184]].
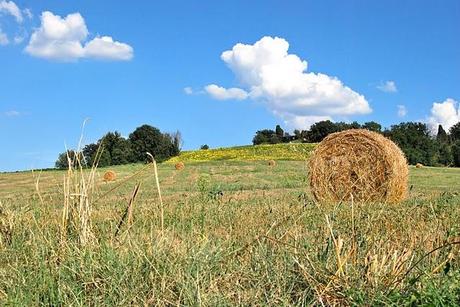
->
[[436, 125, 449, 144], [362, 121, 382, 132], [452, 141, 460, 167], [387, 122, 438, 166], [129, 125, 178, 162], [200, 144, 209, 150], [275, 125, 284, 139], [449, 122, 460, 142], [252, 129, 279, 145], [437, 142, 453, 166], [55, 150, 82, 169], [306, 120, 339, 142]]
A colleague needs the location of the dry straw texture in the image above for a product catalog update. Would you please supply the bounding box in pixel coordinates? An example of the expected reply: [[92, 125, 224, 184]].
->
[[103, 171, 117, 182], [308, 129, 408, 203], [268, 160, 276, 166], [175, 162, 185, 170], [416, 163, 424, 168]]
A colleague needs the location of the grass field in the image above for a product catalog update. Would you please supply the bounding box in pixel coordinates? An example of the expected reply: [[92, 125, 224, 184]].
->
[[0, 159, 460, 305]]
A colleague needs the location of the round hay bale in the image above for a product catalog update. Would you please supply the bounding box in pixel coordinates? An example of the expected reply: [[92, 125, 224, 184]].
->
[[415, 163, 424, 168], [308, 129, 408, 203], [175, 162, 185, 170], [268, 160, 276, 167], [103, 170, 116, 182]]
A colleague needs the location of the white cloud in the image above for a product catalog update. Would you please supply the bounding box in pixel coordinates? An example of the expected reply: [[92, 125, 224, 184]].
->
[[184, 87, 193, 95], [397, 105, 407, 117], [23, 8, 32, 19], [4, 110, 20, 117], [377, 80, 397, 93], [0, 0, 23, 23], [0, 28, 8, 45], [84, 36, 133, 61], [25, 11, 133, 61], [204, 84, 248, 100], [13, 34, 23, 44], [205, 36, 371, 128], [428, 98, 460, 133]]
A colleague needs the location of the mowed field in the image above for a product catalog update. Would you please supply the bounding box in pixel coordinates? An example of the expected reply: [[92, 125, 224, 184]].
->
[[0, 158, 460, 305]]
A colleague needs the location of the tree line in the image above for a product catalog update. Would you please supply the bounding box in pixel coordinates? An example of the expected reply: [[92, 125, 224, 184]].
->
[[56, 124, 181, 169], [253, 121, 460, 167]]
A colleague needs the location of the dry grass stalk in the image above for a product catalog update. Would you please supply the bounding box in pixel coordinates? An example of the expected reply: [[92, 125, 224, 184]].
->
[[115, 183, 141, 237], [308, 129, 408, 203], [61, 149, 97, 246], [147, 153, 164, 234]]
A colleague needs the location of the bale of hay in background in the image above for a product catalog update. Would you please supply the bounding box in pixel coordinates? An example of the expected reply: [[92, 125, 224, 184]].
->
[[175, 162, 185, 170], [308, 129, 408, 203], [268, 160, 276, 167], [415, 163, 424, 168], [103, 171, 116, 182]]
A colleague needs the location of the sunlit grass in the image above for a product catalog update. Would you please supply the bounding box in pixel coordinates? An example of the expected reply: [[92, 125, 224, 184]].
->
[[0, 160, 459, 305]]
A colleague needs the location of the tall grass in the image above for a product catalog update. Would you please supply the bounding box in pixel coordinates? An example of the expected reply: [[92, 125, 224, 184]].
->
[[0, 159, 459, 305]]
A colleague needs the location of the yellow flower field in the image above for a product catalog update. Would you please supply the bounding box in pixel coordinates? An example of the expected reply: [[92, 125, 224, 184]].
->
[[167, 143, 317, 163]]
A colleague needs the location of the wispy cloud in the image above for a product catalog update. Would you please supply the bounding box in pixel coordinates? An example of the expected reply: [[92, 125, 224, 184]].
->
[[4, 110, 20, 117], [397, 105, 407, 117], [183, 87, 193, 95], [377, 80, 397, 93], [0, 0, 23, 23]]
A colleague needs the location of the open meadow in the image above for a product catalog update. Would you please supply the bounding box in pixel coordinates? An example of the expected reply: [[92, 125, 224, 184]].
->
[[0, 159, 460, 305]]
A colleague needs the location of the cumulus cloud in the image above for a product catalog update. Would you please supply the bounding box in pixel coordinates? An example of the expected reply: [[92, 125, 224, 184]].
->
[[0, 0, 23, 23], [84, 36, 133, 61], [204, 36, 371, 128], [204, 84, 248, 100], [428, 98, 460, 133], [377, 80, 397, 93], [397, 105, 407, 117], [25, 11, 133, 61]]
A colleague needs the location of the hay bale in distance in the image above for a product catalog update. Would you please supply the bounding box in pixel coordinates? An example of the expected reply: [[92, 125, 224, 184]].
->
[[308, 129, 408, 203], [103, 170, 116, 182], [175, 162, 185, 170], [415, 163, 424, 168], [268, 160, 276, 167]]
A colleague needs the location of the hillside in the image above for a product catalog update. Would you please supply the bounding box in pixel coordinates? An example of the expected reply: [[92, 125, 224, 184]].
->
[[167, 143, 317, 163]]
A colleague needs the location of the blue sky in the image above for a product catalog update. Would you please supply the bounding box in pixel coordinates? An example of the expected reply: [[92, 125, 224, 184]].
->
[[1, 0, 459, 172]]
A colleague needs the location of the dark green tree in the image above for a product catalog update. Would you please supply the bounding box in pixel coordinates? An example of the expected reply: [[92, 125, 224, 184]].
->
[[200, 144, 209, 150], [437, 142, 453, 166], [129, 125, 179, 162], [362, 121, 382, 133], [275, 125, 284, 139], [452, 141, 460, 167], [55, 150, 82, 169], [436, 125, 449, 144], [449, 122, 460, 142], [306, 120, 339, 142], [387, 122, 438, 166], [252, 129, 279, 145], [82, 143, 99, 167]]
